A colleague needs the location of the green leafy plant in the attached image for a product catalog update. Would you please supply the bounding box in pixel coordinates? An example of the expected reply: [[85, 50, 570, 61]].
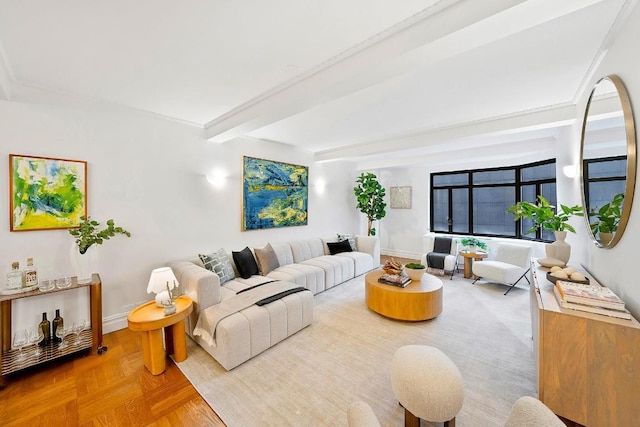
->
[[507, 195, 583, 233], [69, 216, 131, 254], [405, 262, 425, 269], [459, 237, 488, 251], [589, 193, 624, 234], [353, 172, 386, 236]]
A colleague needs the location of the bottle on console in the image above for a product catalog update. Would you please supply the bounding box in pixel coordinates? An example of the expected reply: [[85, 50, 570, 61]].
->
[[24, 257, 38, 288], [6, 262, 24, 291], [38, 312, 51, 346], [52, 309, 64, 343]]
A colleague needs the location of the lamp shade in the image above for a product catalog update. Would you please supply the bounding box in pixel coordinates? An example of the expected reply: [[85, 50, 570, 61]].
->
[[147, 267, 179, 294]]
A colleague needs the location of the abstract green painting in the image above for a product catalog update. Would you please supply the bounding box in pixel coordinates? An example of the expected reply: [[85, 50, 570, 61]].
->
[[242, 156, 308, 230], [10, 154, 87, 231]]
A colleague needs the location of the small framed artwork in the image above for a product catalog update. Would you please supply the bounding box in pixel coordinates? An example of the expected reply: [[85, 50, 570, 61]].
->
[[242, 156, 308, 230], [390, 186, 412, 209], [9, 154, 87, 231]]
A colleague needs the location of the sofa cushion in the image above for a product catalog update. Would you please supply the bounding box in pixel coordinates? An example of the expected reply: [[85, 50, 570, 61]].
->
[[254, 243, 280, 275], [199, 248, 235, 284], [232, 246, 259, 279], [290, 238, 325, 263], [267, 263, 325, 294], [327, 239, 352, 255]]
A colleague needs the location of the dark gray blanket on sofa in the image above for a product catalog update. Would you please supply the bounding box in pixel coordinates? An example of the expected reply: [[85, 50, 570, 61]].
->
[[426, 237, 453, 270]]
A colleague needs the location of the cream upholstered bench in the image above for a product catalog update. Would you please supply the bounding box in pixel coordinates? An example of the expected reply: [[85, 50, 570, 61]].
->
[[391, 345, 464, 427]]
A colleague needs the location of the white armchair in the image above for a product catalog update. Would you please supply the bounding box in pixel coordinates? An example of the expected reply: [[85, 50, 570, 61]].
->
[[472, 242, 532, 295], [420, 235, 458, 279]]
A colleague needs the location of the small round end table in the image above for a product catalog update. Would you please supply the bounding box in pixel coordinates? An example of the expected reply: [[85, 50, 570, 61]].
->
[[127, 295, 193, 375]]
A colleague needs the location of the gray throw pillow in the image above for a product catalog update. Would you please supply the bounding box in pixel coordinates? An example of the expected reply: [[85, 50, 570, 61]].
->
[[254, 243, 280, 276], [199, 248, 235, 284], [337, 233, 356, 251]]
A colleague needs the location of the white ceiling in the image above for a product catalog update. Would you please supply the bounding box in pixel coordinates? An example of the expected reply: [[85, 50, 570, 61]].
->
[[0, 0, 636, 167]]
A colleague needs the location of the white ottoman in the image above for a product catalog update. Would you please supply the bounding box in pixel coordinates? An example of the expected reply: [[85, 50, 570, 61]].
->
[[391, 345, 464, 427]]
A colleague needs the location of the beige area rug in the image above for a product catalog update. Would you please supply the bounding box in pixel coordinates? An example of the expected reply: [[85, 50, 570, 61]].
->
[[176, 274, 536, 426]]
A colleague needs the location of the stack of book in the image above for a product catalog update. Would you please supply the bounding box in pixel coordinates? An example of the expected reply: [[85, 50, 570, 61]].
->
[[378, 273, 411, 288], [553, 279, 631, 319]]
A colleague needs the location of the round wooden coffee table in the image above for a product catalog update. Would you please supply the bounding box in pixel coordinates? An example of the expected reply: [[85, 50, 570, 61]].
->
[[365, 270, 443, 321]]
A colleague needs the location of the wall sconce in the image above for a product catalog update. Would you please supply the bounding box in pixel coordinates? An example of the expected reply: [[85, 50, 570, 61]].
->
[[206, 170, 227, 188], [315, 179, 326, 194], [562, 165, 577, 178]]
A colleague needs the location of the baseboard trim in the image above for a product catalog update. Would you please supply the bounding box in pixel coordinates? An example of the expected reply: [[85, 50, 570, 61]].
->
[[381, 249, 421, 260], [103, 313, 129, 334]]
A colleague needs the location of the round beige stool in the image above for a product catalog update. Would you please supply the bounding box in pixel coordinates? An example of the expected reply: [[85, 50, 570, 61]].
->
[[391, 345, 464, 427]]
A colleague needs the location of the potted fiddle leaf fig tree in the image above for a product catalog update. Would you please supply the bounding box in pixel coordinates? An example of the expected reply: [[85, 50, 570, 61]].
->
[[353, 172, 386, 236]]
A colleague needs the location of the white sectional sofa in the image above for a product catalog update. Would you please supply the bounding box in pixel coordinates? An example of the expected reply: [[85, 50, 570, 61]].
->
[[168, 235, 379, 370]]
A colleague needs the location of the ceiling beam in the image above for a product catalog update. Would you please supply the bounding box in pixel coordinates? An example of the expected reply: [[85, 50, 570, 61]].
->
[[204, 0, 605, 144], [315, 103, 577, 163], [204, 0, 526, 143]]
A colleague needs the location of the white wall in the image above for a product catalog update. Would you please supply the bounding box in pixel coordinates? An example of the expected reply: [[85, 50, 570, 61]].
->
[[1, 85, 358, 332], [571, 2, 640, 318]]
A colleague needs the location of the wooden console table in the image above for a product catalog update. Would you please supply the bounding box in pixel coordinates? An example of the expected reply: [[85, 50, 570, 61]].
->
[[530, 262, 640, 426], [0, 274, 105, 387]]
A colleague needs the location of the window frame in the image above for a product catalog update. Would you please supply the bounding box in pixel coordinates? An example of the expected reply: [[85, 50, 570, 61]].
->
[[430, 159, 556, 241]]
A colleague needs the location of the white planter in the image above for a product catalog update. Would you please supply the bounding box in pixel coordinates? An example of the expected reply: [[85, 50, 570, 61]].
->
[[545, 231, 571, 265], [405, 267, 426, 281]]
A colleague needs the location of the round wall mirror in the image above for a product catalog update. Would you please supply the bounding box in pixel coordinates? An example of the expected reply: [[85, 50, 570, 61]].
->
[[580, 75, 637, 248]]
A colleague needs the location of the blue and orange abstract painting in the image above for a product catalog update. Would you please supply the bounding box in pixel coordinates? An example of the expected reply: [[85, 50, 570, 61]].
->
[[10, 154, 87, 231], [242, 156, 308, 230]]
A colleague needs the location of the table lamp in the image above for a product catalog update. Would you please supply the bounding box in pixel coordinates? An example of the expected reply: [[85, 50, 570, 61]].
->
[[147, 267, 179, 315]]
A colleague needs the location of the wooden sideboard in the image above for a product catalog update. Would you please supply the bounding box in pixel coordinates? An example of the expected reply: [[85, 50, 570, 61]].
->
[[530, 262, 640, 426]]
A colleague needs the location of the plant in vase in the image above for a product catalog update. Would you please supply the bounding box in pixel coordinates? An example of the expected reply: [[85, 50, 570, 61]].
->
[[404, 262, 426, 281], [459, 237, 488, 253], [588, 193, 623, 246], [69, 216, 131, 283], [507, 195, 583, 266]]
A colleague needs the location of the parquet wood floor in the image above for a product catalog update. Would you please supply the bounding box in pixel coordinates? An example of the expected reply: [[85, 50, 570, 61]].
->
[[0, 327, 225, 427]]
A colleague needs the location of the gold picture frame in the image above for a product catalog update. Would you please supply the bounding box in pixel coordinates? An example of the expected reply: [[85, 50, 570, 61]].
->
[[9, 154, 87, 231]]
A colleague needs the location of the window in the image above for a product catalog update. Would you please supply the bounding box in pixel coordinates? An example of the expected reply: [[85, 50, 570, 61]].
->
[[583, 156, 626, 214], [430, 159, 556, 241]]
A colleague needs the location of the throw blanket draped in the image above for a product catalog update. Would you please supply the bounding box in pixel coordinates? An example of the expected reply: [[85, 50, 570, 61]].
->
[[193, 281, 306, 347], [427, 237, 453, 270]]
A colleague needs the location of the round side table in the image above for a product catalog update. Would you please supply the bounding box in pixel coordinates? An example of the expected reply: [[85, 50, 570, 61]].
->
[[127, 296, 193, 375]]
